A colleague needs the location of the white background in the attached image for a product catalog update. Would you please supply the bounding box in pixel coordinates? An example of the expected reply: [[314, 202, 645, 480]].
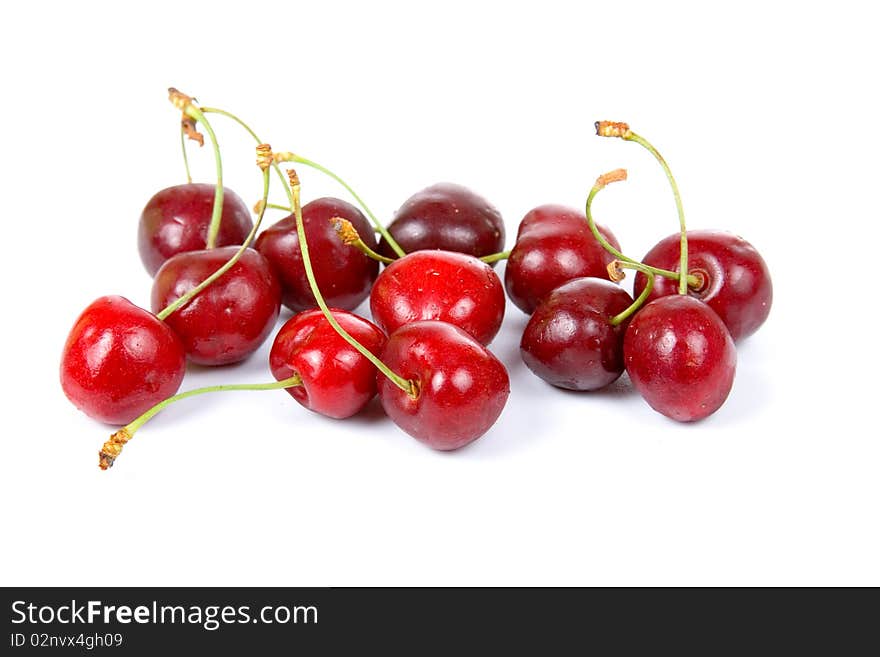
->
[[1, 1, 877, 586]]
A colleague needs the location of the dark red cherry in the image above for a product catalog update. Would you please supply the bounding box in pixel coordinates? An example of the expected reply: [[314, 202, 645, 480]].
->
[[255, 197, 379, 313], [633, 230, 772, 342], [151, 247, 281, 365], [377, 321, 510, 450], [376, 183, 505, 261], [624, 295, 736, 422], [138, 183, 253, 276], [269, 309, 387, 419], [521, 278, 634, 390], [60, 296, 186, 425], [369, 250, 506, 345], [505, 204, 622, 314]]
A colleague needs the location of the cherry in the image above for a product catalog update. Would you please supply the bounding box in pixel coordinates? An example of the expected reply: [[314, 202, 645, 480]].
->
[[269, 308, 387, 419], [624, 295, 736, 422], [376, 183, 505, 261], [138, 183, 254, 276], [520, 278, 635, 390], [632, 230, 772, 342], [504, 204, 621, 314], [369, 250, 506, 345], [255, 198, 379, 312], [377, 320, 510, 450], [151, 246, 281, 365], [60, 296, 186, 425]]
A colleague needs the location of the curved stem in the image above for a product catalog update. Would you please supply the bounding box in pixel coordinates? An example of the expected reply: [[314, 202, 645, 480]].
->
[[157, 164, 271, 321], [480, 250, 510, 264], [622, 131, 689, 295], [290, 173, 415, 395], [180, 126, 193, 184], [585, 172, 700, 288], [200, 106, 293, 209], [290, 154, 406, 258], [180, 104, 225, 249], [98, 374, 302, 470], [610, 262, 656, 326]]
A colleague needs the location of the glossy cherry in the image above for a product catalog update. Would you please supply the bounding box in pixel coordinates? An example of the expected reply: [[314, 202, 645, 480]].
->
[[60, 296, 186, 425], [624, 295, 736, 422], [505, 204, 622, 314], [633, 230, 772, 342], [255, 197, 379, 313], [377, 321, 510, 450], [270, 308, 387, 419], [376, 183, 505, 261], [369, 250, 506, 345], [521, 278, 635, 390], [151, 247, 281, 365], [138, 183, 253, 276]]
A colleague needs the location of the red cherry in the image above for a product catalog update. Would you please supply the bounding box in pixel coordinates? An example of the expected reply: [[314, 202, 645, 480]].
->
[[377, 321, 510, 450], [624, 295, 736, 421], [369, 250, 506, 345], [151, 247, 281, 365], [632, 230, 772, 342], [377, 183, 505, 261], [254, 197, 379, 313], [505, 204, 621, 314], [138, 183, 253, 276], [60, 296, 186, 425], [269, 309, 387, 419], [521, 278, 634, 390]]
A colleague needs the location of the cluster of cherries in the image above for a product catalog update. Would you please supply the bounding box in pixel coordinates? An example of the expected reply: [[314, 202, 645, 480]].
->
[[59, 91, 772, 470]]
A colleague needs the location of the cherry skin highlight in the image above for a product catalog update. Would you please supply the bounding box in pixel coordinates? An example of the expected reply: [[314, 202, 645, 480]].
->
[[60, 296, 186, 425], [151, 247, 281, 365], [624, 295, 736, 422], [270, 309, 387, 419], [255, 197, 379, 313], [377, 321, 510, 450], [377, 183, 505, 261], [505, 204, 622, 314], [633, 230, 772, 342], [521, 278, 635, 391], [138, 183, 253, 276], [369, 250, 506, 345]]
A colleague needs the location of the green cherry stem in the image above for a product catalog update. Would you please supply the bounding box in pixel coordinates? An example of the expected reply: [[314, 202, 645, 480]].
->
[[156, 145, 272, 322], [586, 168, 701, 288], [98, 374, 303, 470], [609, 261, 656, 326], [288, 168, 415, 396], [595, 121, 689, 294], [279, 152, 406, 259], [479, 250, 511, 264], [200, 106, 294, 208], [180, 125, 193, 184], [169, 89, 225, 249], [331, 217, 396, 264]]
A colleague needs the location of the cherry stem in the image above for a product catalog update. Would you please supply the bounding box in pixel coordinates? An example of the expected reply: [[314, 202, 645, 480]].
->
[[200, 106, 293, 209], [179, 126, 193, 184], [595, 122, 689, 294], [609, 261, 656, 326], [98, 374, 303, 470], [480, 250, 510, 264], [289, 169, 415, 396], [157, 146, 272, 322], [331, 217, 395, 264], [180, 103, 225, 250], [585, 169, 701, 288], [282, 153, 406, 258]]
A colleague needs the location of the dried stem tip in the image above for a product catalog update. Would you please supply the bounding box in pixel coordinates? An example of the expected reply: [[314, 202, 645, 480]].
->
[[332, 217, 361, 246], [98, 428, 132, 471], [596, 168, 628, 189], [607, 260, 626, 282], [287, 168, 300, 189], [595, 121, 632, 139], [253, 199, 266, 215], [168, 87, 196, 111], [256, 143, 273, 171], [273, 151, 296, 164]]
